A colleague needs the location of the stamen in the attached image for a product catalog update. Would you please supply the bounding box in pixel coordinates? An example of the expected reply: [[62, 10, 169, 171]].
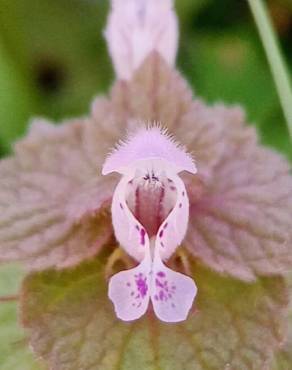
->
[[105, 248, 133, 279]]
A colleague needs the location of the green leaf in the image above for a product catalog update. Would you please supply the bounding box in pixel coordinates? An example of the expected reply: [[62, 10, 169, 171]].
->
[[0, 264, 43, 370], [21, 258, 288, 370]]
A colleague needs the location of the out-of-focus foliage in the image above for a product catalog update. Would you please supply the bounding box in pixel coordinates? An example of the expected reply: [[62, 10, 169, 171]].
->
[[0, 0, 291, 159], [0, 264, 43, 370]]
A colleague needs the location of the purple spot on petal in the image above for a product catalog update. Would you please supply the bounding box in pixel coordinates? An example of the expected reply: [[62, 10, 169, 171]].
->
[[179, 203, 182, 208], [154, 277, 176, 303], [159, 230, 164, 238], [171, 303, 176, 308], [164, 223, 168, 229], [126, 282, 131, 287], [140, 228, 146, 246], [135, 274, 148, 299], [154, 294, 159, 301], [120, 203, 124, 210], [155, 278, 164, 288], [170, 186, 176, 191], [182, 191, 185, 197], [136, 225, 140, 231]]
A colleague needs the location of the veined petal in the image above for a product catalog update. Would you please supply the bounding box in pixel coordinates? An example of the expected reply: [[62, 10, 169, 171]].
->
[[151, 247, 197, 322], [105, 0, 178, 80], [108, 246, 151, 321]]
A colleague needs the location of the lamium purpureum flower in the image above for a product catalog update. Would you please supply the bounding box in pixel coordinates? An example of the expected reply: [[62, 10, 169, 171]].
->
[[1, 0, 292, 369], [102, 127, 197, 322]]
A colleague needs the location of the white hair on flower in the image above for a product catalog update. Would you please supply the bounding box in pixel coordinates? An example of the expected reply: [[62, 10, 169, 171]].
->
[[102, 125, 196, 175], [105, 0, 178, 80], [102, 126, 197, 322]]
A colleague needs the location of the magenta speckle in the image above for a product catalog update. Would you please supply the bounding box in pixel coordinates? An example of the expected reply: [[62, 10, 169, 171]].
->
[[155, 275, 176, 303], [179, 203, 182, 208], [140, 228, 146, 246], [126, 282, 131, 287], [159, 229, 164, 238], [163, 223, 168, 229], [136, 225, 140, 231], [135, 273, 148, 298], [182, 191, 185, 197], [170, 186, 176, 191], [120, 203, 124, 210], [155, 278, 164, 288]]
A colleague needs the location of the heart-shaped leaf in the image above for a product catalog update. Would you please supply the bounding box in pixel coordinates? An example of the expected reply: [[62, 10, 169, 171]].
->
[[21, 258, 288, 370]]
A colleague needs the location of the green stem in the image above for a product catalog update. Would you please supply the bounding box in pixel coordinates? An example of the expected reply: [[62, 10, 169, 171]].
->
[[247, 0, 292, 141]]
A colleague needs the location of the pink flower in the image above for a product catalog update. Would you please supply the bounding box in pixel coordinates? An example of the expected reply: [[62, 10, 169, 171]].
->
[[1, 1, 292, 369], [0, 0, 291, 336], [103, 127, 197, 321]]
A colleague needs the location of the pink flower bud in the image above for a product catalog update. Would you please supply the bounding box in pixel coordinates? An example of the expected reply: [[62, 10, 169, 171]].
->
[[105, 0, 178, 80]]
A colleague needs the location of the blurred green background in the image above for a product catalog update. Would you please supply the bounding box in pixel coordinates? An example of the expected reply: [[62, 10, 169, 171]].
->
[[0, 0, 291, 160]]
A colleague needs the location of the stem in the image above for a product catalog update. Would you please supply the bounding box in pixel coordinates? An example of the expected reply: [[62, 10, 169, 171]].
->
[[0, 294, 19, 302], [247, 0, 292, 140]]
